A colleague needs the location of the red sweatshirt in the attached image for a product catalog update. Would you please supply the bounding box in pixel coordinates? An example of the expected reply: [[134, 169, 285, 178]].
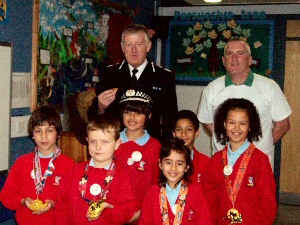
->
[[60, 161, 137, 225], [0, 152, 74, 225], [203, 147, 277, 225], [139, 183, 213, 225], [115, 137, 161, 208], [191, 147, 210, 184]]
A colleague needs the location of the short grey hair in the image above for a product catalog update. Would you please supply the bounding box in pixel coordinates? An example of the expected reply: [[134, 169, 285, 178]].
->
[[224, 37, 251, 55], [121, 24, 150, 46]]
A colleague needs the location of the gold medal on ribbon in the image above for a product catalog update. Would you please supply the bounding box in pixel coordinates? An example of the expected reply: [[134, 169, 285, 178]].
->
[[227, 208, 242, 224], [87, 200, 105, 220], [28, 199, 48, 211]]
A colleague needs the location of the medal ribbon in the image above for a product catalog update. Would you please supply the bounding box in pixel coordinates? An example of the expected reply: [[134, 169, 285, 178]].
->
[[222, 143, 255, 205], [33, 146, 61, 195], [79, 158, 116, 203], [159, 181, 188, 225]]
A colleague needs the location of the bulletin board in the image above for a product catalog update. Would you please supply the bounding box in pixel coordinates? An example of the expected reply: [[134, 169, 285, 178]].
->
[[0, 41, 12, 171], [167, 19, 274, 85]]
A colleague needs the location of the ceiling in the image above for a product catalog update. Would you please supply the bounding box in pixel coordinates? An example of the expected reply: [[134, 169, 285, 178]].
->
[[161, 0, 300, 6]]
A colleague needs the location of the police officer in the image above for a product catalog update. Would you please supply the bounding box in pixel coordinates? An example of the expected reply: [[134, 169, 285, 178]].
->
[[89, 24, 177, 141]]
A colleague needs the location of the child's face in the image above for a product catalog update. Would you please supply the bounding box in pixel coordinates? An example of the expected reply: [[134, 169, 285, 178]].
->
[[32, 124, 57, 155], [123, 110, 147, 133], [87, 129, 121, 168], [224, 109, 250, 151], [173, 119, 199, 150], [159, 150, 189, 188]]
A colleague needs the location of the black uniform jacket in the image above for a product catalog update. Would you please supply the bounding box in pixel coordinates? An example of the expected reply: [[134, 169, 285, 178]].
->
[[89, 60, 178, 141]]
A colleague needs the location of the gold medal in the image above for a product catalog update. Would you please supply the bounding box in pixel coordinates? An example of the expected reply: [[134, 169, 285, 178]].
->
[[28, 199, 48, 211], [87, 201, 105, 220], [227, 208, 242, 224]]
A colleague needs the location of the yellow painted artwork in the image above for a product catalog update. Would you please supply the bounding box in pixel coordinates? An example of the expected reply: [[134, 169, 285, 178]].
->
[[0, 0, 6, 21]]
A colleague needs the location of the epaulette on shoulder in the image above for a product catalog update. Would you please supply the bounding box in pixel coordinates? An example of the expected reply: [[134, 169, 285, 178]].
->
[[155, 64, 171, 72], [107, 60, 125, 68], [107, 62, 120, 68]]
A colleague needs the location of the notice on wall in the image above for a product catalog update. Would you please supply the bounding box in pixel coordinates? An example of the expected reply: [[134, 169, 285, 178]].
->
[[0, 41, 12, 171], [12, 72, 31, 108]]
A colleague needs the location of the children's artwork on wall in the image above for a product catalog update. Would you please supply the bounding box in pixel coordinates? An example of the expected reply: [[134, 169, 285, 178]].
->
[[167, 19, 274, 85], [0, 0, 7, 22], [87, 22, 94, 29], [37, 0, 137, 110], [38, 0, 106, 109], [63, 27, 73, 37], [63, 0, 73, 8], [39, 49, 51, 65]]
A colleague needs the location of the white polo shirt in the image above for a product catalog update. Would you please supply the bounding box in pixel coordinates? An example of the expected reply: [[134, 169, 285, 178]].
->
[[198, 73, 291, 166]]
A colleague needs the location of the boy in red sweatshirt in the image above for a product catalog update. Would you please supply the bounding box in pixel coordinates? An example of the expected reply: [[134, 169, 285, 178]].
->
[[173, 110, 210, 184], [0, 106, 74, 225], [61, 114, 137, 225]]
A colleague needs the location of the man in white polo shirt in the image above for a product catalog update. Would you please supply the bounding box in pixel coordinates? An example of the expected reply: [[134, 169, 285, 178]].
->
[[198, 38, 291, 169]]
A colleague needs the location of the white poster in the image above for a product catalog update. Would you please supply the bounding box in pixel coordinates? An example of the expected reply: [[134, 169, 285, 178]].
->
[[0, 41, 12, 171]]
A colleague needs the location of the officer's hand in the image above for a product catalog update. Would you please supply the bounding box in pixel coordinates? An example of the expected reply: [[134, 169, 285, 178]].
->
[[98, 89, 116, 113]]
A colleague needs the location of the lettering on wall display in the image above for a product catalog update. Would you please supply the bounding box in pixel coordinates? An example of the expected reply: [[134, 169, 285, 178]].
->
[[166, 10, 273, 85]]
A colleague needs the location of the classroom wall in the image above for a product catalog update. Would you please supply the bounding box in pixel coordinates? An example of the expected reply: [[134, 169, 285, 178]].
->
[[1, 0, 299, 169], [159, 4, 300, 199], [0, 0, 32, 72], [0, 0, 35, 169], [0, 0, 157, 168], [159, 4, 297, 159]]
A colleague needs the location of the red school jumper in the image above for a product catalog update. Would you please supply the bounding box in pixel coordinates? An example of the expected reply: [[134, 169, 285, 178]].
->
[[191, 147, 210, 184], [114, 137, 161, 209], [139, 182, 212, 225], [203, 147, 277, 225], [0, 152, 74, 225], [62, 161, 137, 225]]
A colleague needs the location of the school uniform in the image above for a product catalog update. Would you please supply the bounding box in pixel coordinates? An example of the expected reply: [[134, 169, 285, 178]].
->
[[139, 182, 212, 225], [89, 60, 178, 140], [0, 151, 74, 225], [115, 129, 161, 209], [61, 160, 137, 225], [203, 144, 277, 225], [191, 147, 210, 184]]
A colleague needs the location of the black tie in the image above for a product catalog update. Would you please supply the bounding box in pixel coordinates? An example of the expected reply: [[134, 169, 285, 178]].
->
[[132, 69, 138, 82]]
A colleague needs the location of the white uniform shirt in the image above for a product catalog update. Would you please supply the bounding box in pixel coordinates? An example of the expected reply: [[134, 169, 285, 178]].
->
[[198, 73, 291, 166]]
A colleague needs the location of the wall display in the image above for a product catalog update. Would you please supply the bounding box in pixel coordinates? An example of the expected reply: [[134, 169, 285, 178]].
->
[[38, 0, 108, 109], [36, 0, 137, 115], [87, 22, 94, 29], [63, 27, 73, 37], [63, 0, 73, 8], [0, 41, 12, 171], [0, 0, 6, 22], [39, 49, 51, 65], [167, 19, 274, 85]]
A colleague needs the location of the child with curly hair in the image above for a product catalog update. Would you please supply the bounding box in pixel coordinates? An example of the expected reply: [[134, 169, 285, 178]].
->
[[203, 98, 277, 225]]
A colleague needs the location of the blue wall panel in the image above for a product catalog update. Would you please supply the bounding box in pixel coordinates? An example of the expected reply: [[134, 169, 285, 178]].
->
[[0, 0, 33, 169], [0, 0, 32, 72], [10, 137, 35, 169]]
